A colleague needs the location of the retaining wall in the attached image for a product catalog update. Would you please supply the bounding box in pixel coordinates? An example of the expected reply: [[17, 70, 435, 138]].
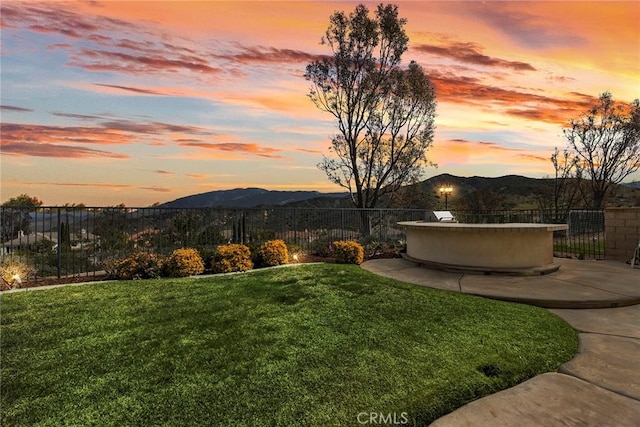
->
[[605, 208, 640, 262]]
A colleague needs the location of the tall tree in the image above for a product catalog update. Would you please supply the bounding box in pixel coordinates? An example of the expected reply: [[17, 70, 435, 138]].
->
[[2, 194, 43, 207], [1, 194, 43, 241], [305, 3, 436, 209], [563, 92, 640, 208]]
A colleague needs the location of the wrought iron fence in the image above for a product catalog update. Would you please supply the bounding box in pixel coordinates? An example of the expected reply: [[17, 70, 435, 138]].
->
[[1, 206, 605, 282], [452, 209, 605, 260]]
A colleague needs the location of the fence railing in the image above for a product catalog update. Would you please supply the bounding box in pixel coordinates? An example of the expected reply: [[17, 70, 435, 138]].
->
[[1, 207, 605, 282], [453, 209, 605, 261]]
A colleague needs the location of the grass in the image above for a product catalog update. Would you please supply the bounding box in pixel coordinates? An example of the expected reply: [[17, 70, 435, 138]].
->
[[0, 264, 577, 426]]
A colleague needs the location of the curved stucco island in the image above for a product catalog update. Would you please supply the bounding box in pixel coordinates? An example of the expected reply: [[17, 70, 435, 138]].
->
[[398, 221, 569, 275]]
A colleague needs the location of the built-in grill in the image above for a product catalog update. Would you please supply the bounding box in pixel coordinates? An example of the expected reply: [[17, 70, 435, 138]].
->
[[423, 210, 457, 222]]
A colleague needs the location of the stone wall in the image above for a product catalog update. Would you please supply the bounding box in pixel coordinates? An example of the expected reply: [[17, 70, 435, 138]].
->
[[605, 208, 640, 262]]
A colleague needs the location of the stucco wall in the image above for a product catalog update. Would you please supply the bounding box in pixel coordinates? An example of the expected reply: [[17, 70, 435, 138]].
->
[[400, 222, 566, 274], [605, 208, 640, 262]]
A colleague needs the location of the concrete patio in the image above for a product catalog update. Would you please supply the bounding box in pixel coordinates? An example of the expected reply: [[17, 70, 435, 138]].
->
[[361, 257, 640, 426]]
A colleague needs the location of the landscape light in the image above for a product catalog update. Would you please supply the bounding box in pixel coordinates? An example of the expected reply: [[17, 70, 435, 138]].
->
[[439, 185, 453, 209], [11, 274, 22, 287], [439, 186, 453, 194]]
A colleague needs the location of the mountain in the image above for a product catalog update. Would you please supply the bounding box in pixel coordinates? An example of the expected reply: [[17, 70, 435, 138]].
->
[[159, 175, 554, 209], [160, 188, 349, 208], [423, 174, 554, 200], [159, 174, 640, 209], [623, 181, 640, 189], [422, 173, 553, 194]]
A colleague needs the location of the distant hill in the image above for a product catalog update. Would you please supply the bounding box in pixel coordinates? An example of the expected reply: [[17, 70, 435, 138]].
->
[[158, 175, 555, 209], [160, 188, 349, 208], [421, 173, 553, 196], [419, 174, 555, 208], [159, 174, 640, 209], [419, 174, 639, 208]]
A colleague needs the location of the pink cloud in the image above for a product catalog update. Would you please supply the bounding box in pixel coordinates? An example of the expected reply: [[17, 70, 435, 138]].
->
[[187, 173, 208, 179], [0, 141, 128, 159], [0, 119, 213, 160], [93, 83, 169, 95], [27, 182, 172, 193], [214, 45, 327, 65], [71, 48, 220, 75], [415, 41, 536, 71], [296, 147, 323, 154], [179, 141, 283, 159], [1, 122, 133, 146], [428, 71, 596, 124]]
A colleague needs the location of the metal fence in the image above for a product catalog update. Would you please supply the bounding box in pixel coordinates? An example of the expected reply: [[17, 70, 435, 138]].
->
[[1, 206, 605, 282], [453, 209, 605, 261]]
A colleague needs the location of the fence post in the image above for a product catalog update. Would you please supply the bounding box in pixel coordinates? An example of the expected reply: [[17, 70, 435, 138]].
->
[[294, 208, 297, 246], [241, 213, 246, 245], [57, 207, 61, 279]]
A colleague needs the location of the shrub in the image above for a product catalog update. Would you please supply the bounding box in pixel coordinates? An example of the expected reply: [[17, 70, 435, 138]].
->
[[101, 257, 121, 279], [363, 239, 403, 259], [211, 244, 253, 273], [309, 237, 334, 258], [195, 247, 216, 271], [287, 242, 302, 255], [257, 240, 289, 267], [165, 248, 205, 277], [363, 240, 389, 258], [332, 240, 364, 265], [110, 251, 165, 280]]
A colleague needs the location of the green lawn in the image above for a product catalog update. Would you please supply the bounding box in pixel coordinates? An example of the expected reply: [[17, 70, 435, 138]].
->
[[1, 264, 577, 426]]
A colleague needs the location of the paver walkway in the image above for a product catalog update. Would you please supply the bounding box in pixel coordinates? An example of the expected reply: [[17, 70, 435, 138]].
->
[[361, 257, 640, 426]]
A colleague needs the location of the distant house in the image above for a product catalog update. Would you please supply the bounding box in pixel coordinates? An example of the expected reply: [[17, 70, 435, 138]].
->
[[130, 228, 160, 249], [1, 229, 101, 255], [69, 229, 100, 250], [1, 231, 57, 255]]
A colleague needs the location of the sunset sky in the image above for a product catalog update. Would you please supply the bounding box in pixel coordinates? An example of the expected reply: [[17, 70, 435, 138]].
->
[[1, 1, 639, 206]]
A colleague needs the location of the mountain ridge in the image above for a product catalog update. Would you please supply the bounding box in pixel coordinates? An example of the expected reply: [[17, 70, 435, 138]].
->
[[159, 174, 640, 208], [160, 187, 349, 208]]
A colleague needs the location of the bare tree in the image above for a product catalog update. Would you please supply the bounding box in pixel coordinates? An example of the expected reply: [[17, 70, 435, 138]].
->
[[539, 147, 582, 220], [305, 3, 436, 209], [563, 92, 640, 208]]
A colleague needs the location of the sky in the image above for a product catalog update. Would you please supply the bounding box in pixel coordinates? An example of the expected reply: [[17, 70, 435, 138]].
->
[[1, 1, 639, 206]]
